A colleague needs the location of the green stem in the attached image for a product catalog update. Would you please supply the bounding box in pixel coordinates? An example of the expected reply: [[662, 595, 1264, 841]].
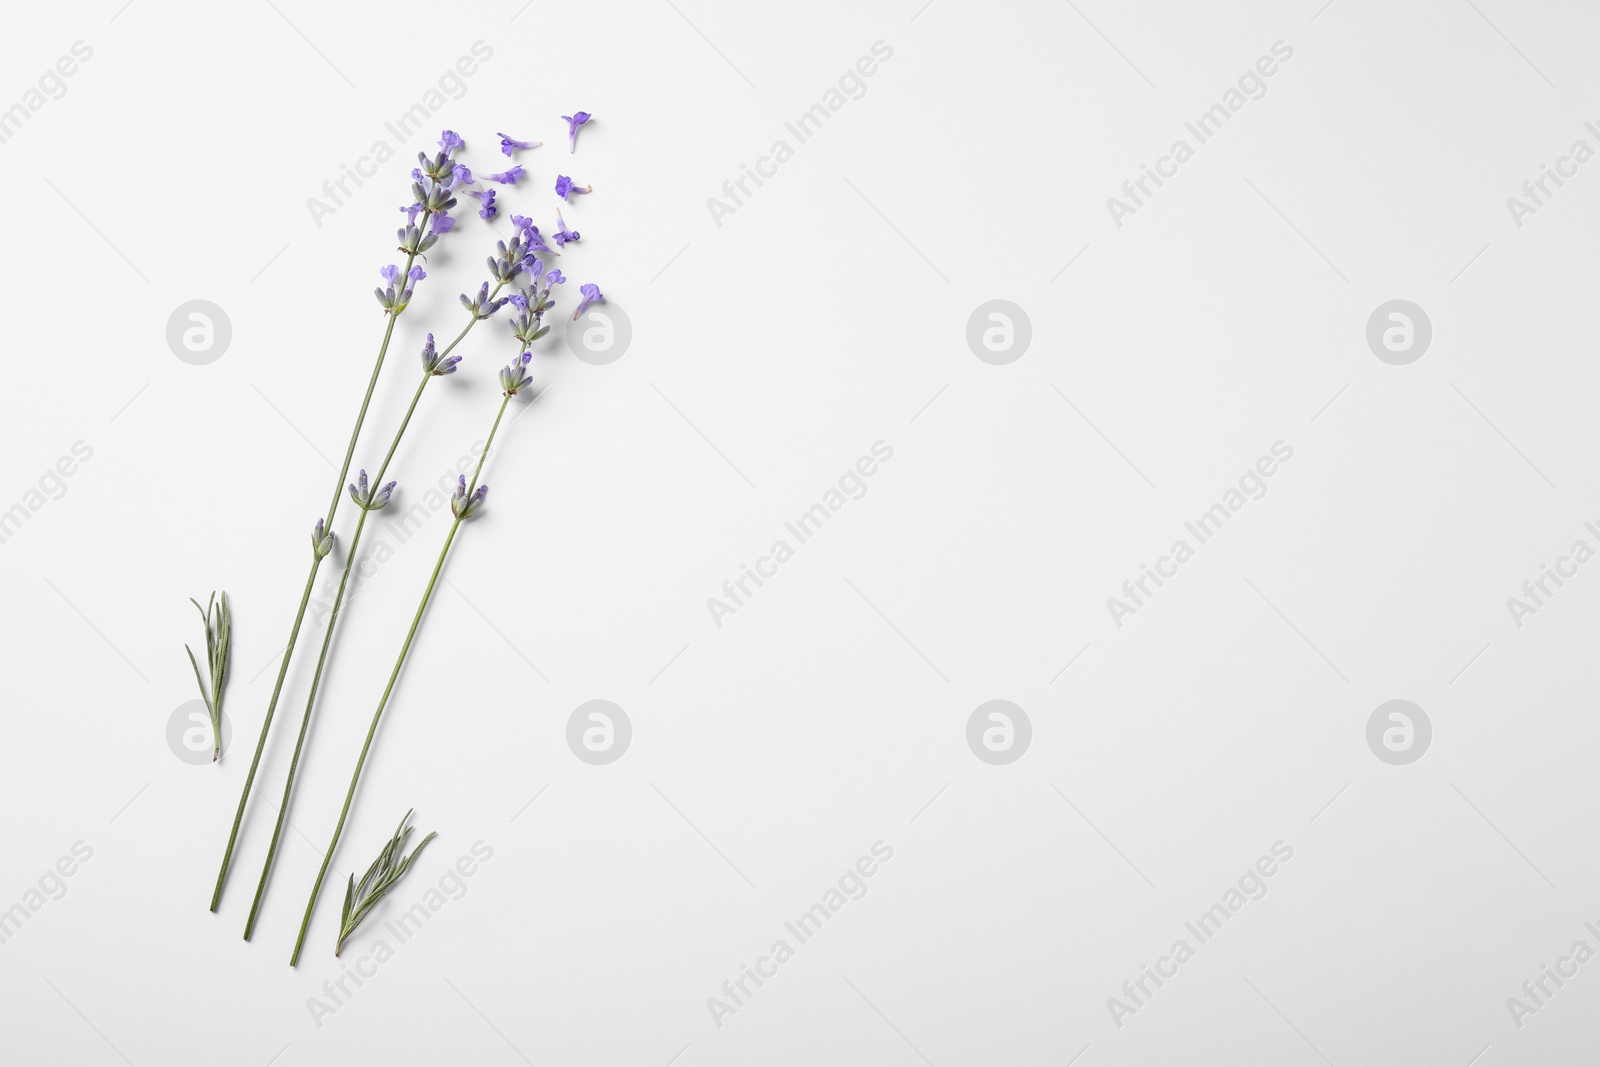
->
[[209, 247, 421, 914], [242, 297, 500, 940], [290, 394, 512, 966]]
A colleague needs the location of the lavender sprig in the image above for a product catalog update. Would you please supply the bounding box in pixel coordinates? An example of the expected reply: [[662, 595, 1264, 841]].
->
[[184, 591, 231, 763], [336, 810, 435, 958]]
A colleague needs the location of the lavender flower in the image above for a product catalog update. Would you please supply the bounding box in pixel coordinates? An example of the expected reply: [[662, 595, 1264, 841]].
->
[[380, 264, 401, 287], [497, 132, 542, 157], [467, 187, 498, 219], [311, 519, 335, 560], [546, 269, 566, 285], [450, 164, 474, 189], [552, 209, 580, 247], [347, 469, 397, 511], [460, 281, 510, 320], [499, 352, 534, 396], [450, 476, 488, 519], [419, 333, 462, 376], [484, 166, 525, 186], [439, 130, 465, 155], [554, 175, 591, 201], [430, 213, 456, 235], [507, 275, 557, 346], [510, 214, 559, 257], [396, 221, 440, 256], [573, 282, 604, 319], [562, 111, 591, 153]]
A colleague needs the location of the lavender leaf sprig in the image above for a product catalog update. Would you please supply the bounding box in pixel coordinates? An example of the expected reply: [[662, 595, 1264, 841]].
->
[[184, 591, 231, 763], [336, 810, 435, 958]]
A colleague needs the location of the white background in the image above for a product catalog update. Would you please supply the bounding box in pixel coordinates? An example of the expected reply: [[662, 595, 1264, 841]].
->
[[2, 0, 1598, 1064]]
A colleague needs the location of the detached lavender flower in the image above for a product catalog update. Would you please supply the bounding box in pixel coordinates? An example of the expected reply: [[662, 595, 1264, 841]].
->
[[450, 476, 489, 519], [497, 132, 541, 157], [510, 214, 560, 258], [347, 470, 396, 511], [311, 519, 335, 560], [499, 352, 534, 396], [419, 333, 462, 376], [552, 210, 580, 247], [546, 268, 566, 285], [573, 282, 604, 319], [467, 187, 498, 219], [562, 111, 591, 153], [554, 175, 591, 201], [484, 166, 525, 186]]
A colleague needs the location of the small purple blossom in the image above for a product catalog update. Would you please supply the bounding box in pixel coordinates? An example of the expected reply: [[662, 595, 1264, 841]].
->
[[439, 130, 464, 155], [450, 164, 474, 189], [380, 264, 401, 287], [510, 214, 558, 257], [311, 518, 335, 559], [573, 282, 604, 319], [348, 469, 397, 511], [554, 175, 592, 201], [499, 351, 534, 396], [497, 132, 542, 157], [484, 166, 525, 186], [467, 187, 498, 219], [546, 269, 566, 285], [552, 209, 580, 247], [400, 202, 425, 223], [561, 111, 591, 153], [420, 332, 462, 376], [409, 266, 426, 283], [450, 476, 488, 519], [430, 213, 456, 235]]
